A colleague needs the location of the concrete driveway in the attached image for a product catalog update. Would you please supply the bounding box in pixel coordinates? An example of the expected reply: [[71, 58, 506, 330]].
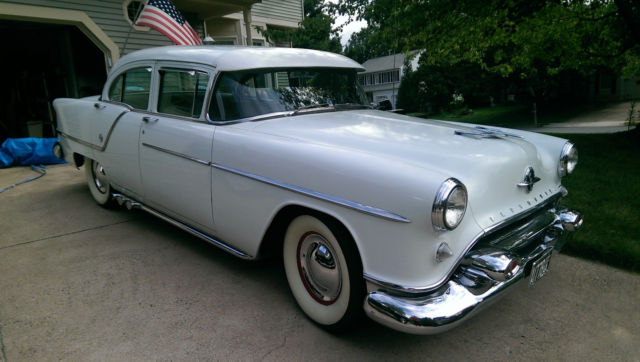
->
[[521, 101, 637, 134], [1, 164, 639, 361]]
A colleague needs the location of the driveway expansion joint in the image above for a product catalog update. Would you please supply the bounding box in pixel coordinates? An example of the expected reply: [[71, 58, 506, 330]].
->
[[0, 320, 7, 362], [0, 218, 140, 251]]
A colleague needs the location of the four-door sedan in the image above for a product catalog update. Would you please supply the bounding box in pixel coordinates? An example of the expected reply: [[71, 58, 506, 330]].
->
[[53, 46, 582, 334]]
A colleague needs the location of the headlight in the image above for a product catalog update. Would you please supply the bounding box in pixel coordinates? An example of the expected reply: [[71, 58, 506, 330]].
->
[[558, 142, 578, 177], [432, 178, 467, 231]]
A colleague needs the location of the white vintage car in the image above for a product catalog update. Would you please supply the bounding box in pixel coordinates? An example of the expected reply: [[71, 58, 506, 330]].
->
[[53, 46, 582, 334]]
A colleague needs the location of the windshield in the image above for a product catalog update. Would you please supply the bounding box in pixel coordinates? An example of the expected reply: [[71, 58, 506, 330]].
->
[[208, 68, 369, 121]]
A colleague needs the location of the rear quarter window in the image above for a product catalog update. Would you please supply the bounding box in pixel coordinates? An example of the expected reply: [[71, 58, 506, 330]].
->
[[108, 67, 152, 110]]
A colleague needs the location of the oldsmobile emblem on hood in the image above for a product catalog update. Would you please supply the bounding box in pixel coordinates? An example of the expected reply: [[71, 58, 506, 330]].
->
[[517, 167, 541, 192], [454, 126, 523, 139]]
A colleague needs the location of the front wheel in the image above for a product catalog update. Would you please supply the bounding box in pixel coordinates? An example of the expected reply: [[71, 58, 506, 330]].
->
[[85, 158, 114, 207], [283, 214, 365, 331]]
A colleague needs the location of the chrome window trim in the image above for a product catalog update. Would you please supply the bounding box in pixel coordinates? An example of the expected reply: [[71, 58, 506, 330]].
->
[[207, 111, 295, 125], [105, 65, 154, 109], [211, 163, 411, 223], [204, 67, 368, 125], [138, 109, 208, 124], [366, 193, 562, 295], [156, 67, 211, 120]]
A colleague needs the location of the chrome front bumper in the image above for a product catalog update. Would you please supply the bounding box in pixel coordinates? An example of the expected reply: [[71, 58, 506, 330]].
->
[[364, 207, 583, 334]]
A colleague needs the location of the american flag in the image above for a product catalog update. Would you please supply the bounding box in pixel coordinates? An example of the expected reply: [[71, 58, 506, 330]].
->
[[135, 0, 202, 45]]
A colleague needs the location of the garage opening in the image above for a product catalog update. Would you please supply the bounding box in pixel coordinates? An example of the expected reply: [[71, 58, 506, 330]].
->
[[0, 20, 107, 142]]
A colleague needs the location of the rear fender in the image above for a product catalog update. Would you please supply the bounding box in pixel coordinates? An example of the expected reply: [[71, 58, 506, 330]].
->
[[53, 98, 128, 150]]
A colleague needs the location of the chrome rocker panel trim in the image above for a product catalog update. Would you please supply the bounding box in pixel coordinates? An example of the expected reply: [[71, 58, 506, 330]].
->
[[364, 207, 582, 334], [112, 193, 252, 259]]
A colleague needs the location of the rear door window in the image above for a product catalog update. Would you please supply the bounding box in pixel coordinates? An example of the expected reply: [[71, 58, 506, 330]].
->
[[108, 67, 152, 110]]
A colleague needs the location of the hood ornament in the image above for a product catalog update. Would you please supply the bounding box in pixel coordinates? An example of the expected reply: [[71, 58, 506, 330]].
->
[[454, 126, 523, 139], [517, 167, 541, 192]]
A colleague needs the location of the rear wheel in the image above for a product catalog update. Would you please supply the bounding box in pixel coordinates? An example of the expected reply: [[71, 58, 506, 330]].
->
[[283, 214, 365, 330], [85, 158, 114, 206]]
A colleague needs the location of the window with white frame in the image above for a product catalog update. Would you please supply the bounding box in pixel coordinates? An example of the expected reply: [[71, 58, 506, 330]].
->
[[360, 69, 401, 86]]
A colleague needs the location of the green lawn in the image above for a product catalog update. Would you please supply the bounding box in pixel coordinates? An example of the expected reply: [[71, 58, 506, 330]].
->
[[409, 104, 639, 271], [409, 103, 617, 128], [557, 130, 640, 272]]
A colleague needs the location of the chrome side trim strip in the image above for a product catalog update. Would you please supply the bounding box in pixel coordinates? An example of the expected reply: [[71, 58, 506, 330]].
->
[[58, 110, 128, 152], [211, 163, 411, 223], [58, 132, 98, 150], [141, 143, 210, 166], [365, 193, 562, 294]]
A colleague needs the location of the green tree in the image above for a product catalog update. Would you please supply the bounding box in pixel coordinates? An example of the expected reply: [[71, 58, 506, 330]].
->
[[343, 27, 389, 63], [259, 0, 341, 53], [337, 0, 640, 119]]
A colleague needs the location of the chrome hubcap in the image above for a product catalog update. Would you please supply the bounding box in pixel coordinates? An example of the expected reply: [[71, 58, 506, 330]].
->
[[297, 232, 342, 305], [92, 161, 109, 194]]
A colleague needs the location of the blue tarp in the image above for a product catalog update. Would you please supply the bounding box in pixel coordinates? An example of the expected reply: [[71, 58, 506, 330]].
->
[[0, 138, 66, 168]]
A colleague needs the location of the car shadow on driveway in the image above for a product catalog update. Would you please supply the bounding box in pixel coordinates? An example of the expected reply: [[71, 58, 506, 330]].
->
[[1, 165, 638, 360]]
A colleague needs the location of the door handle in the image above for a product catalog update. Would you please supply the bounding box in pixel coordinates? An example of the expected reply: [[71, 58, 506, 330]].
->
[[94, 103, 105, 109], [142, 116, 159, 123]]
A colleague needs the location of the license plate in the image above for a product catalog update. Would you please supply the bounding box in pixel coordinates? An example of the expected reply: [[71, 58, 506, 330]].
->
[[529, 250, 552, 286]]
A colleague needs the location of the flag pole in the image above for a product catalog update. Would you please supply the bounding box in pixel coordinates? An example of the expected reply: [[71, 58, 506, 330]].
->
[[122, 0, 147, 55]]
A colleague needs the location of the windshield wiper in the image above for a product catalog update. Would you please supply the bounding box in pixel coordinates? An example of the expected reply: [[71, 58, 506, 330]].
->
[[291, 103, 335, 115], [334, 103, 373, 110]]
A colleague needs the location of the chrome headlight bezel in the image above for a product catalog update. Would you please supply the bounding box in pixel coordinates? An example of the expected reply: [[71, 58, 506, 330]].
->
[[432, 178, 468, 231], [558, 142, 578, 177]]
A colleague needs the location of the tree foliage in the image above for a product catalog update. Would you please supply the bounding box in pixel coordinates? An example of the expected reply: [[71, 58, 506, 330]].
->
[[343, 27, 389, 63], [338, 0, 639, 75], [336, 0, 640, 109], [259, 0, 341, 53]]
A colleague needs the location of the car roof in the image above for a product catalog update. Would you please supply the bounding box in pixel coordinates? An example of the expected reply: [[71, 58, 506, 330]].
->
[[114, 46, 365, 72]]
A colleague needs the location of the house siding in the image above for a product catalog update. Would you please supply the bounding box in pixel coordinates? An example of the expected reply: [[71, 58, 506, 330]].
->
[[251, 0, 303, 25], [1, 0, 172, 55]]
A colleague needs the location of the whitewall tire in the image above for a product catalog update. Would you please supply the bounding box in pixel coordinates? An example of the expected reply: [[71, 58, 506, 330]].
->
[[85, 158, 113, 206], [283, 214, 364, 330]]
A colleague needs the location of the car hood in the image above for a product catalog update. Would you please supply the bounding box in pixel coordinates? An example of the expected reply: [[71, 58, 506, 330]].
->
[[248, 109, 565, 230]]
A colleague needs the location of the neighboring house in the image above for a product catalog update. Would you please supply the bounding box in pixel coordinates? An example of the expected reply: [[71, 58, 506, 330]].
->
[[0, 0, 303, 141], [589, 71, 640, 101], [205, 1, 303, 47], [359, 52, 420, 109]]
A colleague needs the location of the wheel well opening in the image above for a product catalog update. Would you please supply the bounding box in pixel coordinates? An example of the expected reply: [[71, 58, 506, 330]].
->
[[73, 152, 85, 167], [257, 205, 361, 263]]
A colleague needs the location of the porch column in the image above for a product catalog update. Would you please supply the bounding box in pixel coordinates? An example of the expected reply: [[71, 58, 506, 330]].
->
[[243, 7, 252, 46]]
